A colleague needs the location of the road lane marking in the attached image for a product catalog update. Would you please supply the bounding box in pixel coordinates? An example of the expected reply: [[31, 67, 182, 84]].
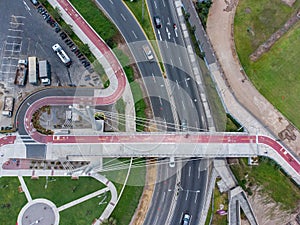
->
[[120, 13, 126, 21], [185, 190, 189, 200], [178, 56, 182, 66], [195, 191, 198, 203], [109, 0, 114, 4], [157, 29, 162, 41], [170, 58, 173, 67], [182, 100, 185, 110], [162, 0, 166, 7], [154, 1, 157, 9], [131, 30, 138, 39], [188, 166, 191, 176]]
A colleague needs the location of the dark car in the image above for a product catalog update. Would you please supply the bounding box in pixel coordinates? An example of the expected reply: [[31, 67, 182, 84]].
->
[[153, 16, 161, 28]]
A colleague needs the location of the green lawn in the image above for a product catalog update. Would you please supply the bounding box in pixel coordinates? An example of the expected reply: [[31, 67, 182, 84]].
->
[[230, 158, 300, 211], [69, 0, 117, 45], [110, 159, 146, 225], [0, 177, 27, 225], [234, 0, 300, 127], [23, 177, 105, 207], [59, 192, 111, 225], [211, 183, 228, 225]]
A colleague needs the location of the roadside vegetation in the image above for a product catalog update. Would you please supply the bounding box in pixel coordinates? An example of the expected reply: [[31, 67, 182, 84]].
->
[[39, 0, 95, 62], [212, 183, 228, 225], [110, 159, 146, 225], [123, 0, 164, 72], [102, 158, 146, 225], [194, 0, 212, 29], [230, 158, 300, 211], [70, 0, 148, 131], [32, 105, 53, 135], [234, 0, 300, 128]]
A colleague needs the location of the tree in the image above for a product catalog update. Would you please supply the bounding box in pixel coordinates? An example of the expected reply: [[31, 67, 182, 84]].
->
[[53, 7, 61, 22], [61, 23, 73, 36], [101, 217, 117, 225], [78, 43, 90, 56]]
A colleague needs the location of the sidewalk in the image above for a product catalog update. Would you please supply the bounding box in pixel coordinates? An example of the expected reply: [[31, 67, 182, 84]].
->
[[48, 0, 135, 132]]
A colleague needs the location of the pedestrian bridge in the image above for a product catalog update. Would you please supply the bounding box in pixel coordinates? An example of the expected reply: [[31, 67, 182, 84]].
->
[[39, 132, 300, 184]]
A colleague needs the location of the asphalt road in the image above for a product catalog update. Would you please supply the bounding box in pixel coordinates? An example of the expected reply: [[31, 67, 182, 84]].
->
[[96, 0, 175, 129], [146, 1, 209, 224]]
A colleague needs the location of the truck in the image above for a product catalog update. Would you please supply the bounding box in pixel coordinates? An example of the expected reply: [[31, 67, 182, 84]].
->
[[14, 59, 27, 86], [52, 43, 72, 66], [142, 44, 154, 61], [39, 60, 51, 86], [28, 56, 38, 85], [2, 96, 14, 117]]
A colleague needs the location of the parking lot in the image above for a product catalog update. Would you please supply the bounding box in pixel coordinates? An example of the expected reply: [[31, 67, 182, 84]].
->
[[0, 0, 101, 127]]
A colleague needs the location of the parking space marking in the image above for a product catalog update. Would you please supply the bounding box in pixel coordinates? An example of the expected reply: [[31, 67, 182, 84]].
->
[[12, 15, 26, 19], [9, 22, 24, 26], [8, 29, 23, 32], [6, 42, 22, 46], [7, 35, 22, 39]]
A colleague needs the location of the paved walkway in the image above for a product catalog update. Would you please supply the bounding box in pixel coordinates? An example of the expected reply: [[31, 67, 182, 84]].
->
[[206, 0, 300, 155], [18, 176, 32, 202], [57, 187, 109, 211]]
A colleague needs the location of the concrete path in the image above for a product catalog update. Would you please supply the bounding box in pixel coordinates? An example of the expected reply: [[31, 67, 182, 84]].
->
[[91, 172, 118, 224], [18, 176, 32, 202], [57, 187, 109, 211]]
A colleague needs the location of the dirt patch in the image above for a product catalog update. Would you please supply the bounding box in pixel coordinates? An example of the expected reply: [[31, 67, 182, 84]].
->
[[282, 0, 296, 7], [246, 186, 300, 225], [244, 7, 251, 14], [130, 159, 157, 225], [250, 11, 300, 61]]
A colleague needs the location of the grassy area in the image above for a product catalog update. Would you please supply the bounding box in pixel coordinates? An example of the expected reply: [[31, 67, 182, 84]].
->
[[226, 114, 243, 132], [23, 177, 105, 206], [211, 183, 228, 225], [234, 0, 300, 128], [94, 60, 110, 88], [130, 82, 147, 131], [59, 192, 111, 225], [124, 0, 164, 73], [230, 158, 300, 211], [69, 0, 117, 46], [110, 159, 146, 225], [199, 60, 227, 131], [123, 0, 155, 41], [116, 99, 126, 131], [0, 177, 27, 225]]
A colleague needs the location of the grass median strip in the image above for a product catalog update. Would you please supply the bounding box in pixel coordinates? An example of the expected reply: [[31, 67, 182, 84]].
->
[[124, 0, 165, 73]]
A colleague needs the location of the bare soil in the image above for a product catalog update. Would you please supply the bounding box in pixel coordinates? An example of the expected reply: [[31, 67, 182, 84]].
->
[[246, 186, 300, 225]]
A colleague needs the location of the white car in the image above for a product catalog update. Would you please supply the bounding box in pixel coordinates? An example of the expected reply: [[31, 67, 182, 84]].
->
[[182, 213, 190, 225]]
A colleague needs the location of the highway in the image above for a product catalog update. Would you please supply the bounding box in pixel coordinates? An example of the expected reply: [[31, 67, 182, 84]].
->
[[146, 0, 209, 224], [96, 0, 175, 128]]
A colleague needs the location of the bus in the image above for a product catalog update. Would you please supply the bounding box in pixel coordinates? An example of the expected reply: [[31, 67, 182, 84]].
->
[[28, 56, 38, 85], [52, 44, 72, 66]]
